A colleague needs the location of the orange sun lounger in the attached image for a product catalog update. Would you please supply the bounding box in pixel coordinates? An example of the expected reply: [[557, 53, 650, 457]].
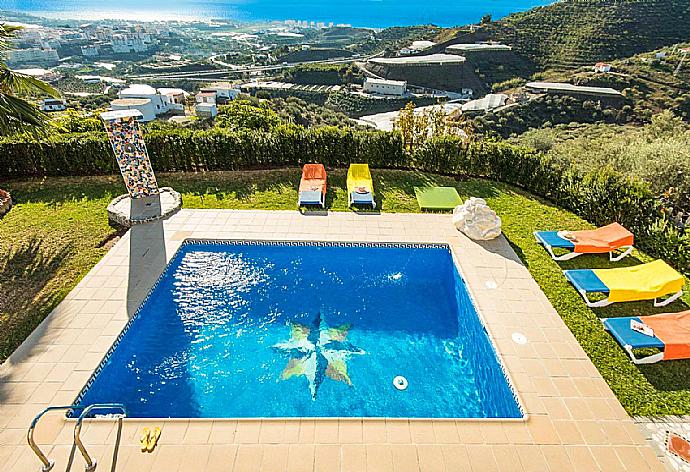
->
[[534, 222, 634, 261], [298, 164, 327, 208], [603, 311, 690, 364]]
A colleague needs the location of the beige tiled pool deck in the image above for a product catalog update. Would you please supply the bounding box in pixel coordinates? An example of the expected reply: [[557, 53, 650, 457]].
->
[[0, 209, 666, 471]]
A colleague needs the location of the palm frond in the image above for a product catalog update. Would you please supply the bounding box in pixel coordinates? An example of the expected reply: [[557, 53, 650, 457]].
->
[[0, 23, 23, 51], [0, 23, 57, 136], [0, 24, 22, 36], [0, 65, 59, 97], [0, 92, 50, 137]]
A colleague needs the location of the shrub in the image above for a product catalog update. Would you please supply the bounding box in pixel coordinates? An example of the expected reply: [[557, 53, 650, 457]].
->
[[281, 63, 363, 86], [513, 115, 690, 214], [324, 92, 439, 118], [49, 109, 104, 133], [216, 100, 282, 131], [517, 128, 556, 152], [473, 95, 632, 138], [491, 77, 527, 92]]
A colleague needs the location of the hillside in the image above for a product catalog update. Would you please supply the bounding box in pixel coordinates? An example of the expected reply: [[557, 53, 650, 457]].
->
[[355, 26, 441, 56], [510, 114, 690, 214], [539, 43, 690, 121], [436, 0, 690, 70], [280, 63, 363, 86], [469, 43, 690, 139], [278, 48, 353, 63], [472, 94, 632, 138]]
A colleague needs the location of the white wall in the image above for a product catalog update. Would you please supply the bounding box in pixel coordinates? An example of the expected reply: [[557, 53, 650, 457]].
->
[[195, 103, 218, 118], [119, 91, 171, 115], [363, 79, 406, 96], [111, 102, 157, 121]]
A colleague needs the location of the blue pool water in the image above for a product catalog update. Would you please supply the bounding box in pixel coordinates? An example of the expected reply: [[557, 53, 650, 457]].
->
[[75, 241, 522, 418]]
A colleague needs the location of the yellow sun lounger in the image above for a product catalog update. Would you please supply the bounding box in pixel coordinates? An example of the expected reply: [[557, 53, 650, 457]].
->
[[347, 164, 375, 208], [564, 260, 685, 308]]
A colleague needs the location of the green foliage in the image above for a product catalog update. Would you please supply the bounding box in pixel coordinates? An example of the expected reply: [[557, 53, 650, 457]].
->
[[264, 96, 360, 129], [394, 102, 469, 149], [245, 87, 330, 106], [1, 123, 687, 273], [281, 63, 363, 86], [355, 25, 440, 56], [474, 94, 632, 138], [325, 92, 438, 118], [491, 77, 526, 92], [648, 106, 689, 135], [512, 115, 690, 214], [49, 108, 104, 133], [514, 127, 556, 152], [538, 42, 690, 122], [67, 93, 115, 112], [215, 96, 361, 130], [54, 76, 103, 96], [216, 100, 282, 131], [277, 48, 353, 63], [1, 23, 59, 136]]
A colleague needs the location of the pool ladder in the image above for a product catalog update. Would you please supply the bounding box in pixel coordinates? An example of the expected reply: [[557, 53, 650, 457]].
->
[[28, 403, 127, 472]]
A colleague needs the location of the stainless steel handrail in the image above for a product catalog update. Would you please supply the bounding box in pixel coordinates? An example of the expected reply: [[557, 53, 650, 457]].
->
[[73, 403, 127, 472], [27, 405, 74, 472]]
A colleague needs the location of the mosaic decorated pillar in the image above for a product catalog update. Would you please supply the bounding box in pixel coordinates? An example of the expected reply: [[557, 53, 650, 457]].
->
[[101, 110, 181, 227], [100, 110, 159, 198]]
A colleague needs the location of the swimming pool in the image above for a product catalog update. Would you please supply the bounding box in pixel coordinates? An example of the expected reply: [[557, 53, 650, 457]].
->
[[74, 240, 523, 419]]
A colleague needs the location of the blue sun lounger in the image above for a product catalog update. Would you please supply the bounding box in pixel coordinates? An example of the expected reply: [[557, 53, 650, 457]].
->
[[602, 317, 666, 364]]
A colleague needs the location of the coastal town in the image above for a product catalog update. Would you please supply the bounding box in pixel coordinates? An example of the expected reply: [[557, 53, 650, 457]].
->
[[2, 10, 645, 133]]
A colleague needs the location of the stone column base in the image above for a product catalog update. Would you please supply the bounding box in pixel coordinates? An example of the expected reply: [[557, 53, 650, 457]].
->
[[107, 187, 182, 228]]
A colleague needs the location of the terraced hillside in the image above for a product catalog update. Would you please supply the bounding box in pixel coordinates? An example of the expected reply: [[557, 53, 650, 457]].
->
[[469, 42, 690, 138], [524, 41, 690, 122], [544, 43, 690, 120], [437, 0, 690, 70]]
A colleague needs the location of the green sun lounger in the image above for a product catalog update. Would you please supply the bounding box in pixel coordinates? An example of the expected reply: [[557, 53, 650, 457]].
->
[[414, 187, 462, 210]]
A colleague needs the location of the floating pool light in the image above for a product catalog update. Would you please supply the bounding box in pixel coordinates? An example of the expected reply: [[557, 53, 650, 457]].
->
[[393, 375, 408, 390]]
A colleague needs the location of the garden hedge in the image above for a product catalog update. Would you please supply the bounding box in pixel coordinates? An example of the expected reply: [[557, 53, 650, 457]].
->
[[0, 125, 687, 273]]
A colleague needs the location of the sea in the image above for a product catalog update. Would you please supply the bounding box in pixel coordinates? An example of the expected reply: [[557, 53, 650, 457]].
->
[[0, 0, 552, 28]]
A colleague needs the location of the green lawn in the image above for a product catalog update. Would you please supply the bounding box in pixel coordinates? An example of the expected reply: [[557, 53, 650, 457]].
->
[[1, 168, 689, 416]]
